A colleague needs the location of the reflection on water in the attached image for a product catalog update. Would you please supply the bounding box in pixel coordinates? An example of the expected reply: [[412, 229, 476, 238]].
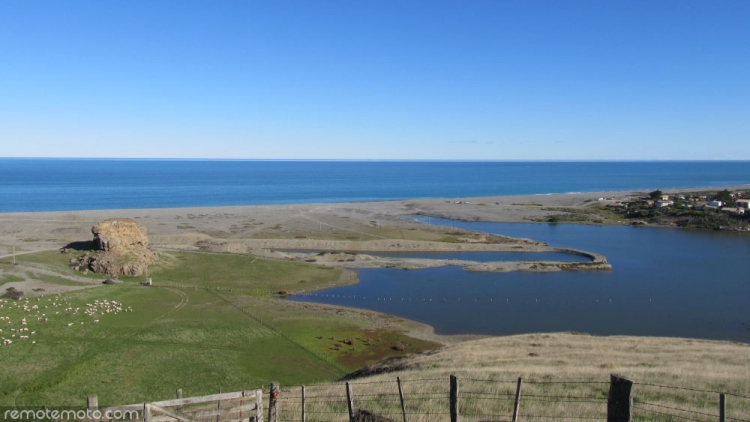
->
[[291, 219, 750, 342]]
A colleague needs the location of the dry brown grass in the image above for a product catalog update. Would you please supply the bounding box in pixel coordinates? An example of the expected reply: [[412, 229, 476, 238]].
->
[[272, 333, 750, 421]]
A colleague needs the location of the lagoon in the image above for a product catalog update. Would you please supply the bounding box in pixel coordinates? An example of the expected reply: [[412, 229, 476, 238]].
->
[[291, 219, 750, 342]]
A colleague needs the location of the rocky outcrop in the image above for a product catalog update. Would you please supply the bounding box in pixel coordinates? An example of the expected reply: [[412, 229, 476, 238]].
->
[[73, 219, 158, 277], [93, 218, 151, 252]]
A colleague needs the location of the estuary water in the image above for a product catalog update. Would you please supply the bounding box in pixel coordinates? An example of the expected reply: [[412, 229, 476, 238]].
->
[[2, 159, 749, 212], [291, 219, 750, 343]]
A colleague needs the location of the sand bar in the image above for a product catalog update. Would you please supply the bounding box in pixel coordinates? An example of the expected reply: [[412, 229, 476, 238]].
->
[[1, 184, 746, 254]]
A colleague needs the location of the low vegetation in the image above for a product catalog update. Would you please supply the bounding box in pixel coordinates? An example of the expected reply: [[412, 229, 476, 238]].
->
[[1, 274, 24, 286], [272, 333, 750, 422], [529, 189, 750, 231], [610, 189, 750, 231], [0, 251, 438, 407], [526, 207, 608, 224]]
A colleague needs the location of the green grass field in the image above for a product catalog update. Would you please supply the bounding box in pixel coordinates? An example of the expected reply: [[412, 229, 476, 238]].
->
[[0, 251, 439, 408]]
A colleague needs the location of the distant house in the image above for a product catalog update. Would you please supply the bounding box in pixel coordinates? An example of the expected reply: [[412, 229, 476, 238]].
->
[[736, 199, 750, 209], [708, 200, 724, 207], [722, 207, 745, 216], [654, 200, 673, 208], [661, 195, 670, 201]]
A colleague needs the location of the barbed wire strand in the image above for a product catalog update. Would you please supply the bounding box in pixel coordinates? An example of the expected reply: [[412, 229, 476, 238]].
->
[[518, 415, 604, 420], [637, 400, 720, 419], [630, 377, 749, 397], [633, 405, 712, 422]]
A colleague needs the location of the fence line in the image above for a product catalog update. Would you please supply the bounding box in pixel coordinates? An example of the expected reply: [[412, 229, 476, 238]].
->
[[266, 374, 748, 422], [628, 376, 750, 397], [81, 373, 748, 422]]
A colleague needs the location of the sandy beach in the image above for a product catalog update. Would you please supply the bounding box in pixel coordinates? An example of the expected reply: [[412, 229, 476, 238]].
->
[[1, 184, 746, 257]]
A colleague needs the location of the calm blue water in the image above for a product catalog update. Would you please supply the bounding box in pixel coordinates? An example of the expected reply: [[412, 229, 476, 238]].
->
[[1, 159, 749, 212], [291, 220, 750, 342]]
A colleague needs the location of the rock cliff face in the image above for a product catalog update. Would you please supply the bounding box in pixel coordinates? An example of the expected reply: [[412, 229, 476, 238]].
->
[[79, 219, 157, 277]]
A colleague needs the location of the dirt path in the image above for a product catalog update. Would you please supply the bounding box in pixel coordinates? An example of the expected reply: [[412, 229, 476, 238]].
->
[[151, 287, 189, 322]]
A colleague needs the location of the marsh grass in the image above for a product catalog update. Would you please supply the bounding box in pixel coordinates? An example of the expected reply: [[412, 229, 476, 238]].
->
[[143, 251, 358, 295]]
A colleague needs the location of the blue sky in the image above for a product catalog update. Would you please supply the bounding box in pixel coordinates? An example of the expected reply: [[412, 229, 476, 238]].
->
[[1, 0, 748, 160]]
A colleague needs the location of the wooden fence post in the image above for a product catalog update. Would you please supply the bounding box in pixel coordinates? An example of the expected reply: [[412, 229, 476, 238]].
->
[[176, 389, 183, 413], [346, 382, 355, 422], [301, 385, 306, 422], [87, 395, 98, 411], [511, 377, 523, 422], [143, 403, 152, 422], [450, 375, 459, 422], [607, 374, 633, 422], [256, 387, 264, 422], [719, 393, 726, 422], [397, 377, 408, 422], [268, 383, 279, 422], [217, 388, 222, 422]]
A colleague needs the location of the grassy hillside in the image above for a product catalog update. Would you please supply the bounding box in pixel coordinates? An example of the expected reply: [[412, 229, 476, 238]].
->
[[271, 333, 750, 422]]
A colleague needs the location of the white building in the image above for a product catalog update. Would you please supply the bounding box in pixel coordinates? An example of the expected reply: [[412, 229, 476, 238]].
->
[[654, 200, 673, 208]]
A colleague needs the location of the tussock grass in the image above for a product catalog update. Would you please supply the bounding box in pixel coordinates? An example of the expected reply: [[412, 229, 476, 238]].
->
[[271, 333, 750, 422]]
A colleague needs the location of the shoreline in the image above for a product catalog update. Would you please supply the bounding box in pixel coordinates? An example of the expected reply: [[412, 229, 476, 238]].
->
[[1, 184, 748, 348], [1, 184, 748, 217], [0, 185, 750, 256]]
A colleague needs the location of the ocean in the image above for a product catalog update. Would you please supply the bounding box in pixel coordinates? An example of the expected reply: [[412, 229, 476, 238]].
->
[[1, 159, 749, 212]]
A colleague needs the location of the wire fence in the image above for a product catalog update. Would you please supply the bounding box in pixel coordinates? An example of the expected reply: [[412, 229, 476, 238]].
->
[[628, 377, 750, 422], [266, 374, 750, 422]]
